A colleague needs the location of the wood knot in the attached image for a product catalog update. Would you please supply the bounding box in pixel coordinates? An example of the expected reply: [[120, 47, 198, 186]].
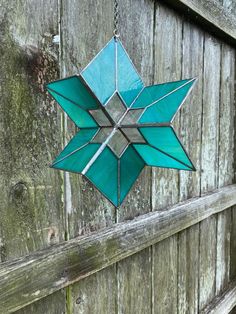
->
[[10, 181, 28, 200], [47, 226, 59, 245], [76, 296, 84, 305]]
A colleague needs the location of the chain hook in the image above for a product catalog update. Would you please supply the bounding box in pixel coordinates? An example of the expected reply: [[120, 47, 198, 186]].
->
[[114, 0, 120, 38]]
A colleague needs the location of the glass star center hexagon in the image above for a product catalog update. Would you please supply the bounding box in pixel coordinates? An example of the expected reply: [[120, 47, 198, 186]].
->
[[46, 37, 196, 207]]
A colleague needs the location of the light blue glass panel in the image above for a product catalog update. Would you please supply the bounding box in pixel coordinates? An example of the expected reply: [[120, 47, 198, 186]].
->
[[132, 79, 193, 109], [52, 129, 99, 165], [81, 38, 116, 105], [139, 127, 195, 170], [86, 147, 118, 206], [52, 144, 101, 173], [48, 90, 98, 128], [133, 144, 192, 170], [47, 75, 99, 110], [120, 145, 145, 203], [117, 41, 144, 107], [139, 79, 195, 123]]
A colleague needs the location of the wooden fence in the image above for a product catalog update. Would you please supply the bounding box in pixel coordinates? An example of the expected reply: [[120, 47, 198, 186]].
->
[[0, 0, 235, 313]]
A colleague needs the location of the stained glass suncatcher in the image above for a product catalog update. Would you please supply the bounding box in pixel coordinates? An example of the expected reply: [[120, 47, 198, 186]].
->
[[46, 37, 196, 207]]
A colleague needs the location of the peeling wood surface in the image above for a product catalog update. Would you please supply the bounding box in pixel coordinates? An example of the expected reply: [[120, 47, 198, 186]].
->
[[0, 185, 236, 313]]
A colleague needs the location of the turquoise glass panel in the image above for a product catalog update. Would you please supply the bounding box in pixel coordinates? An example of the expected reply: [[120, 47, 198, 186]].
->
[[52, 144, 100, 173], [81, 38, 116, 105], [120, 145, 144, 203], [139, 127, 195, 170], [139, 79, 195, 123], [46, 75, 99, 110], [132, 79, 193, 109], [133, 144, 191, 170], [48, 90, 98, 128], [117, 41, 144, 107], [52, 129, 99, 165], [86, 147, 118, 206]]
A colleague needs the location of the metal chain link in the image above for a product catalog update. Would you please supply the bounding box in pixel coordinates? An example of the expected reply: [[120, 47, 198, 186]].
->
[[114, 0, 120, 37]]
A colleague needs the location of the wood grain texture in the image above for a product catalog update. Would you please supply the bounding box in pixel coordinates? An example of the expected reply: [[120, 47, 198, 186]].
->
[[201, 280, 236, 314], [216, 43, 235, 295], [152, 4, 182, 313], [0, 0, 65, 313], [0, 184, 236, 313], [199, 33, 221, 311], [60, 1, 116, 313], [163, 0, 236, 45], [231, 207, 236, 280], [178, 21, 204, 314], [116, 1, 154, 313], [0, 1, 235, 313]]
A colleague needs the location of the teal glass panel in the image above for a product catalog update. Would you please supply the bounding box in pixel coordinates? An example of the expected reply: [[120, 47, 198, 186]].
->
[[86, 147, 118, 206], [139, 127, 195, 170], [133, 144, 192, 170], [81, 38, 116, 105], [46, 75, 99, 110], [52, 128, 99, 165], [120, 145, 144, 203], [48, 90, 98, 128], [132, 79, 193, 109], [139, 79, 195, 123], [52, 143, 101, 173], [117, 41, 144, 107]]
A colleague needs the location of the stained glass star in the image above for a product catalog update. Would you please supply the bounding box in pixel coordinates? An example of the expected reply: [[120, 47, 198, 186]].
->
[[46, 37, 196, 207]]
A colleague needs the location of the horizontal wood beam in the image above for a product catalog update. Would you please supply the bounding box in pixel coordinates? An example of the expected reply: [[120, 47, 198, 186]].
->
[[162, 0, 236, 45], [201, 280, 236, 314], [0, 184, 236, 313]]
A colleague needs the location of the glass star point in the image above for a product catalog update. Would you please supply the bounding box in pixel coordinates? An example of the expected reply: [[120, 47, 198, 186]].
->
[[47, 37, 196, 207]]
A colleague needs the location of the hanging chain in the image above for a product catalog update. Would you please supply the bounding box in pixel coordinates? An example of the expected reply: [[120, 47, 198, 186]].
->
[[114, 0, 120, 37]]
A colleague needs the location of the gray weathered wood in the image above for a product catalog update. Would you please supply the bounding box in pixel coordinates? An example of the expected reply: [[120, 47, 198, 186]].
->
[[216, 42, 235, 295], [0, 184, 235, 313], [152, 4, 182, 313], [230, 207, 236, 280], [116, 1, 154, 313], [199, 33, 221, 311], [0, 0, 66, 313], [60, 1, 116, 313], [163, 0, 236, 45], [178, 21, 204, 314], [201, 280, 236, 314]]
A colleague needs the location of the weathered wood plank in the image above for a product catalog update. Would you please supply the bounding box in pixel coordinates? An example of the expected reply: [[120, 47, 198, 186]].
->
[[201, 280, 236, 314], [199, 33, 221, 311], [60, 1, 116, 313], [1, 184, 234, 313], [230, 207, 236, 280], [162, 0, 236, 45], [116, 1, 154, 313], [0, 0, 66, 312], [218, 43, 235, 189], [216, 42, 235, 295], [178, 21, 204, 314], [152, 4, 182, 313]]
